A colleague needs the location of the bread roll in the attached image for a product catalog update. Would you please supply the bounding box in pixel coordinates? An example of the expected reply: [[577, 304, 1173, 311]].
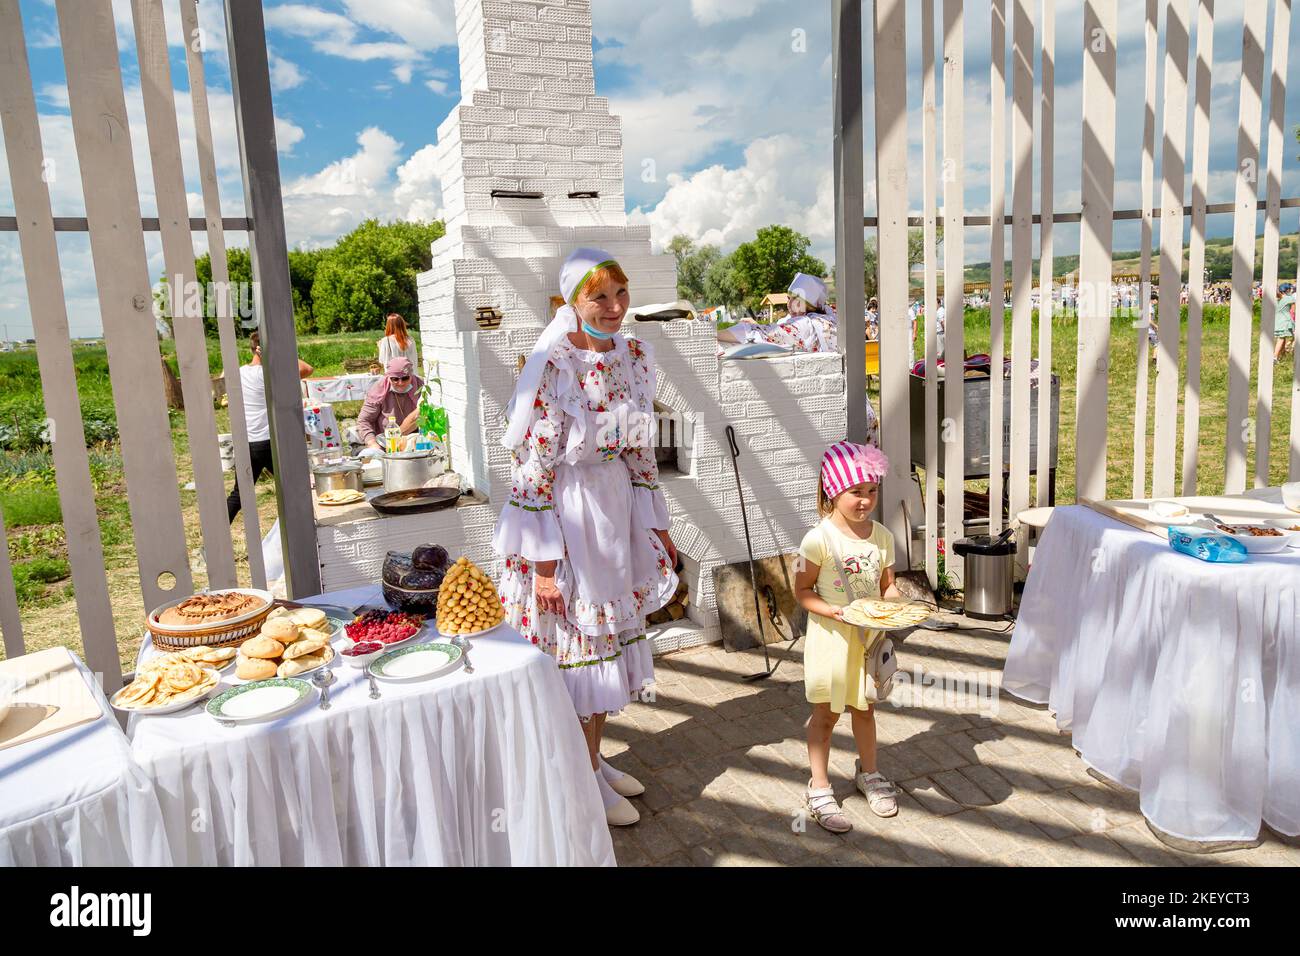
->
[[236, 657, 277, 681], [240, 635, 285, 660], [261, 618, 299, 643], [290, 608, 328, 630], [282, 637, 327, 660]]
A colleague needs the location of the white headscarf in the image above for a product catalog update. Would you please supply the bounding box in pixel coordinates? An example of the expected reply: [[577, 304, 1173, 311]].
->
[[500, 247, 620, 450], [788, 272, 829, 312]]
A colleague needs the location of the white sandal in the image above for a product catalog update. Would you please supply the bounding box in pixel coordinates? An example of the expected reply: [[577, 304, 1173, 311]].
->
[[855, 761, 898, 817], [804, 782, 852, 834]]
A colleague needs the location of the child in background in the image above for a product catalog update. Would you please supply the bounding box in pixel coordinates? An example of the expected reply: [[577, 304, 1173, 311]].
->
[[794, 442, 901, 833]]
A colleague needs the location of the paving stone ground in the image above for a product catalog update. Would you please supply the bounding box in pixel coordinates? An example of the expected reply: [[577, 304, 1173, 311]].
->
[[601, 620, 1300, 867]]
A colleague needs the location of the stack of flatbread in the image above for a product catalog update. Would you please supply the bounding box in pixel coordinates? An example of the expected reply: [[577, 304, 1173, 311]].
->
[[317, 488, 365, 506], [841, 598, 931, 630]]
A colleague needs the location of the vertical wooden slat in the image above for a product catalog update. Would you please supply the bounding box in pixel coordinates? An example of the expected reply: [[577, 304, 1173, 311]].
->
[[0, 509, 22, 658], [1075, 0, 1119, 502], [1034, 0, 1054, 513], [941, 0, 964, 582], [1224, 0, 1267, 494], [56, 0, 194, 616], [180, 0, 266, 588], [1255, 0, 1291, 488], [1182, 0, 1215, 494], [833, 0, 868, 447], [224, 0, 321, 597], [1008, 0, 1033, 548], [1, 0, 121, 686], [870, 0, 911, 552], [989, 0, 1007, 534], [922, 0, 940, 587], [1153, 0, 1191, 498], [131, 0, 237, 588], [1133, 0, 1159, 498]]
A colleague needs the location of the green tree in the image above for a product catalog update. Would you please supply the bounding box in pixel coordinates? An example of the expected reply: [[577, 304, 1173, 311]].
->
[[728, 225, 827, 312], [702, 253, 744, 311], [287, 247, 326, 334], [191, 247, 254, 333], [667, 234, 724, 305], [311, 219, 445, 332]]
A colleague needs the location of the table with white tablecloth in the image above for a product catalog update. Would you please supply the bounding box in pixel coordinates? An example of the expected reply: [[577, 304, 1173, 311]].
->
[[304, 374, 382, 403], [128, 585, 615, 866], [0, 649, 173, 866], [1004, 504, 1300, 843]]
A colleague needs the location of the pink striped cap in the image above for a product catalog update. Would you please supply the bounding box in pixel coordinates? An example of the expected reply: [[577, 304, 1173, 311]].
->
[[820, 441, 890, 500]]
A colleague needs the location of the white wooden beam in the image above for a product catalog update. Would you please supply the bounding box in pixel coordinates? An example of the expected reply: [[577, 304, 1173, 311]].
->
[[1133, 0, 1159, 498], [1224, 0, 1267, 493], [1153, 0, 1191, 498], [989, 0, 1007, 534], [1034, 0, 1055, 517], [1075, 0, 1119, 502], [1255, 0, 1291, 488], [942, 0, 965, 582], [922, 0, 940, 587], [1182, 0, 1215, 494], [1009, 0, 1033, 538]]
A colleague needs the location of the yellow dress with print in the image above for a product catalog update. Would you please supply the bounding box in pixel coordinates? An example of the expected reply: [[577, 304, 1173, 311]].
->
[[798, 517, 895, 713]]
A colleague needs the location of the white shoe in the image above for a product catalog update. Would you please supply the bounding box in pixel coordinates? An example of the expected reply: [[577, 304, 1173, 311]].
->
[[599, 755, 645, 797], [596, 770, 640, 826]]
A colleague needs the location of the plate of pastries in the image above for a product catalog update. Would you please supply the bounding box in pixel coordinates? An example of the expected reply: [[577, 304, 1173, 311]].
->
[[112, 647, 235, 714], [233, 606, 341, 680]]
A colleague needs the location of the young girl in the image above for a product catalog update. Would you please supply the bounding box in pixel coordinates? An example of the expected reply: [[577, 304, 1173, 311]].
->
[[794, 441, 901, 833]]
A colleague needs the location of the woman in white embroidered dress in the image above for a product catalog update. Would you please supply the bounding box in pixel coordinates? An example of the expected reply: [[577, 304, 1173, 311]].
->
[[493, 248, 679, 828]]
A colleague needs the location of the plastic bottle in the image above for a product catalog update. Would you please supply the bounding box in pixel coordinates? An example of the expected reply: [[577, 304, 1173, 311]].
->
[[383, 414, 400, 454]]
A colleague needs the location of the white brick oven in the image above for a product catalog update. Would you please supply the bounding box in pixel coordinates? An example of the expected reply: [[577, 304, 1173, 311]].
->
[[313, 0, 848, 654]]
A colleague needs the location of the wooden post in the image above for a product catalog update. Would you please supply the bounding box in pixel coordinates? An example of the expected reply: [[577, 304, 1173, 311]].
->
[[1034, 0, 1055, 516], [1075, 0, 1118, 503], [1182, 0, 1215, 494], [1133, 0, 1158, 499], [922, 0, 940, 586], [224, 0, 321, 597], [989, 0, 1007, 533], [866, 0, 910, 550], [942, 0, 965, 583], [1008, 0, 1033, 545]]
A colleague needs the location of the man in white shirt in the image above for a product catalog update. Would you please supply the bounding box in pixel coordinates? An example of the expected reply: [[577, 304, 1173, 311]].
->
[[227, 331, 314, 522]]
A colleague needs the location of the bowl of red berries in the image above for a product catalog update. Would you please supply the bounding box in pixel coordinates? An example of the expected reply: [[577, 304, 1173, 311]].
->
[[341, 640, 386, 669], [344, 609, 425, 655]]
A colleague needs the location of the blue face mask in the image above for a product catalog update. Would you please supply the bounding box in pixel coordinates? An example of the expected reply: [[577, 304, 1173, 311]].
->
[[581, 320, 615, 340]]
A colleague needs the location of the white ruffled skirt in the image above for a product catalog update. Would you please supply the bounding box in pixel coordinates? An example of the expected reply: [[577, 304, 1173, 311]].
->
[[496, 459, 677, 719]]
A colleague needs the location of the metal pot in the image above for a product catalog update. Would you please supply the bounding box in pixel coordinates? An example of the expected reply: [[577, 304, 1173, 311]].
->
[[311, 460, 363, 494], [381, 450, 442, 494]]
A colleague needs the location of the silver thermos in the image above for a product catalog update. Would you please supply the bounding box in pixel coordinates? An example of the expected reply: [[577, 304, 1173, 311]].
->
[[952, 530, 1016, 620]]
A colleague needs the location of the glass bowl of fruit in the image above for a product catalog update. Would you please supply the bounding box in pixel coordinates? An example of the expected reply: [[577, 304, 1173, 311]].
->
[[345, 610, 425, 652]]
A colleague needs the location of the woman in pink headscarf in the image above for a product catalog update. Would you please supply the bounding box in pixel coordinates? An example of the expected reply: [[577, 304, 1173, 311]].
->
[[357, 357, 424, 451]]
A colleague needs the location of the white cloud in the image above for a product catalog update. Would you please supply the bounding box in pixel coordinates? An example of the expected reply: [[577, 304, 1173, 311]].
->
[[688, 0, 770, 27], [631, 133, 834, 258], [288, 127, 403, 198], [394, 144, 444, 222], [339, 0, 457, 51], [392, 63, 414, 84], [264, 2, 428, 75], [269, 52, 304, 92]]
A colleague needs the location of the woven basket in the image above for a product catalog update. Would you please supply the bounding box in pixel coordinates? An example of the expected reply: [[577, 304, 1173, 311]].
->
[[146, 590, 274, 651]]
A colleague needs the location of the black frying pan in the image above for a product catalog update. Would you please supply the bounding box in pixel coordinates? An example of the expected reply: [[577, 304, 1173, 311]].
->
[[368, 487, 461, 516]]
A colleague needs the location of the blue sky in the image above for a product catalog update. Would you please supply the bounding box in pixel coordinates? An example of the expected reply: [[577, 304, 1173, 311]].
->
[[3, 0, 1300, 338]]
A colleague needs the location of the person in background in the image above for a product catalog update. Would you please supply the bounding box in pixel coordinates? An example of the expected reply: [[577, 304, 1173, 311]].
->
[[227, 331, 314, 522], [378, 313, 420, 372], [1276, 298, 1295, 363], [357, 356, 424, 454], [865, 297, 880, 341]]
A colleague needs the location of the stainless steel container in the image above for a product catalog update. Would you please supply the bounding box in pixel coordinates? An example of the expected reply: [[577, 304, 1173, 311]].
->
[[311, 460, 363, 494], [381, 450, 442, 494], [951, 534, 1015, 620]]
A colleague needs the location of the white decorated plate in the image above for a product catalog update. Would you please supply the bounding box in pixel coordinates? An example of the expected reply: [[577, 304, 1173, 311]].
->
[[206, 678, 314, 723], [368, 642, 463, 682]]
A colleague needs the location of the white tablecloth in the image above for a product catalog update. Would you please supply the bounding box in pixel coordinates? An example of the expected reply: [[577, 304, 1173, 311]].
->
[[0, 649, 173, 866], [305, 374, 381, 403], [128, 585, 615, 866], [1005, 505, 1300, 843]]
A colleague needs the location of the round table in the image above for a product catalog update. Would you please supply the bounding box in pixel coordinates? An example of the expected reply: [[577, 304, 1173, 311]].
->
[[128, 585, 615, 866], [1004, 504, 1300, 843], [0, 649, 173, 866]]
